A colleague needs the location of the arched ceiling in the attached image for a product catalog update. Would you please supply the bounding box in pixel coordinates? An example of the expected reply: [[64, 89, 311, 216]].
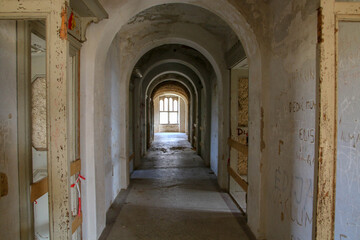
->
[[133, 44, 213, 76], [132, 44, 212, 90], [121, 3, 243, 90], [152, 81, 190, 102], [122, 3, 239, 52]]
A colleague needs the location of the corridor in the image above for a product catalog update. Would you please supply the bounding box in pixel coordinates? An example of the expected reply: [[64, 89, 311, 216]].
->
[[101, 133, 253, 240], [3, 1, 359, 239]]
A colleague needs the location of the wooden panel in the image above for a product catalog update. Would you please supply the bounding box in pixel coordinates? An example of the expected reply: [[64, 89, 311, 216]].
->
[[228, 138, 248, 155], [30, 177, 48, 202], [228, 166, 248, 192], [72, 214, 82, 234], [70, 159, 81, 176], [128, 153, 134, 163]]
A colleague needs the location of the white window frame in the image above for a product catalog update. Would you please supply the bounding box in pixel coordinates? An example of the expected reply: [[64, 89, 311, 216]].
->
[[159, 96, 179, 125]]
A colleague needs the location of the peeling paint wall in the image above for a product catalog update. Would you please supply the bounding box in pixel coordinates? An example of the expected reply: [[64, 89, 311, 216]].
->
[[0, 20, 20, 240], [334, 21, 360, 240]]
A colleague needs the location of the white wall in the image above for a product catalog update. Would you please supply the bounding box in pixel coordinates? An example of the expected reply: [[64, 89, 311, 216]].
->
[[104, 36, 122, 212], [334, 21, 360, 240], [0, 20, 20, 239]]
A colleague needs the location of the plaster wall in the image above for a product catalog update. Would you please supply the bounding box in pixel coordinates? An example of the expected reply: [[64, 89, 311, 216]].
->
[[0, 19, 20, 240], [103, 37, 122, 213], [180, 97, 186, 133], [129, 89, 134, 173], [334, 21, 360, 240], [261, 1, 319, 239]]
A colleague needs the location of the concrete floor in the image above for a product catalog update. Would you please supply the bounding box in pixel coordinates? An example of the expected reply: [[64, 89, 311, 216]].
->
[[101, 133, 254, 240]]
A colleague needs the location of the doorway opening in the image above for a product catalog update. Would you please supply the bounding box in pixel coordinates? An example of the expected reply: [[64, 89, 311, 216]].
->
[[229, 58, 249, 214]]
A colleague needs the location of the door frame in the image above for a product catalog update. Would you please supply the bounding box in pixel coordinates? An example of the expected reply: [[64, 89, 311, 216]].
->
[[315, 1, 360, 239], [17, 19, 33, 240], [17, 19, 47, 240], [0, 1, 72, 239]]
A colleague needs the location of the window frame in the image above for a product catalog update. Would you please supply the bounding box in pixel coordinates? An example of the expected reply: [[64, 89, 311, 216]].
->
[[159, 96, 179, 125]]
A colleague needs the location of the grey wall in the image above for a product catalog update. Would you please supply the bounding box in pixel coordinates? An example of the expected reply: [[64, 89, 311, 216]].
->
[[334, 21, 360, 240], [0, 20, 20, 239]]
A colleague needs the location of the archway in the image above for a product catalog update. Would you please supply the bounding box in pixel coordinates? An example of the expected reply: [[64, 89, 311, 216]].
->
[[80, 2, 263, 239]]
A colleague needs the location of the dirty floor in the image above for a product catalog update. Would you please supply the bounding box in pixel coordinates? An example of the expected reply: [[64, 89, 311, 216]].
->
[[101, 133, 253, 240]]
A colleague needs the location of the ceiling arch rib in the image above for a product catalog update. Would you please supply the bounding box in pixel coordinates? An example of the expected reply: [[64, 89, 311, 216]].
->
[[148, 74, 193, 102], [141, 63, 203, 99]]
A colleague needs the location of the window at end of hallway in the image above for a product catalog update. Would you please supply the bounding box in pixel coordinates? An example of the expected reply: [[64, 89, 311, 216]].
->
[[159, 96, 179, 125]]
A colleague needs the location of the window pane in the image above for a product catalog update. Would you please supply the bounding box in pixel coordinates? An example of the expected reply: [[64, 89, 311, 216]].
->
[[160, 112, 168, 124], [160, 100, 164, 111], [164, 98, 168, 111], [174, 100, 178, 111], [169, 98, 173, 111], [169, 112, 178, 124]]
